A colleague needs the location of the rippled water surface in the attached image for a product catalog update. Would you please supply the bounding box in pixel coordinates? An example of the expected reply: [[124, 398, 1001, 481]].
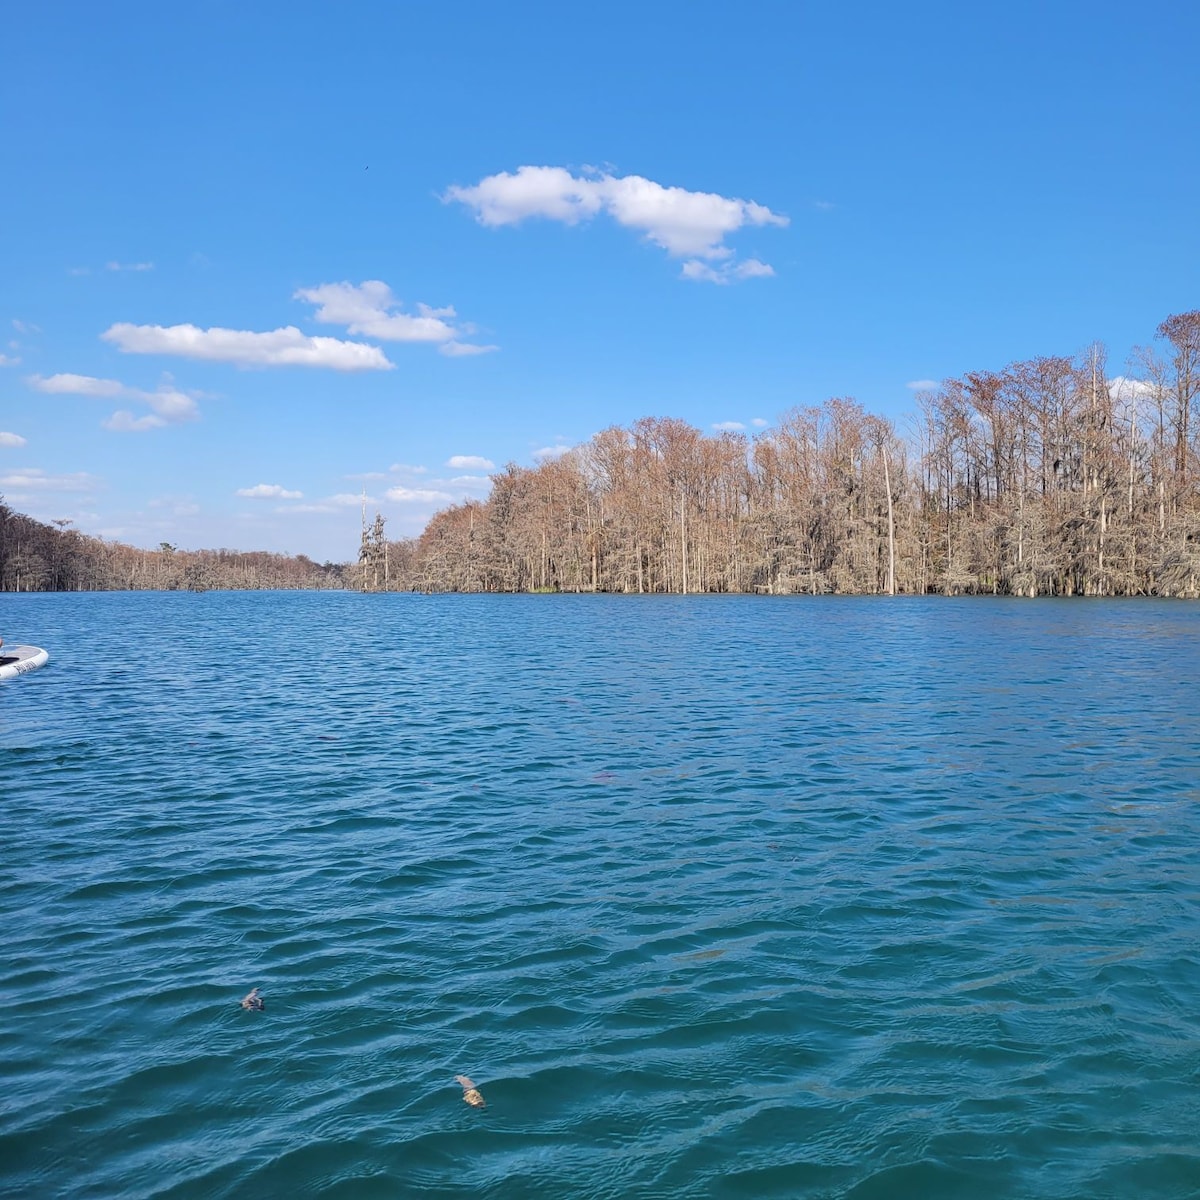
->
[[2, 592, 1199, 1198]]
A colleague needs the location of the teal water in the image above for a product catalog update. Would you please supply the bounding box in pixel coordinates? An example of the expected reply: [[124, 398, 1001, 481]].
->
[[2, 593, 1199, 1199]]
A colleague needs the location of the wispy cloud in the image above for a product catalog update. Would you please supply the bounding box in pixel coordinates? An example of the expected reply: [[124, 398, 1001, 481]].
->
[[101, 323, 393, 371], [445, 165, 786, 278], [237, 483, 303, 499], [532, 443, 573, 461], [295, 280, 498, 356], [681, 258, 774, 284], [106, 260, 154, 272], [29, 372, 200, 430], [446, 454, 495, 470], [439, 340, 499, 357], [906, 379, 941, 391], [0, 353, 20, 367], [0, 431, 28, 447], [0, 468, 98, 492], [712, 420, 746, 432], [751, 417, 769, 428], [386, 485, 455, 504], [12, 320, 41, 335]]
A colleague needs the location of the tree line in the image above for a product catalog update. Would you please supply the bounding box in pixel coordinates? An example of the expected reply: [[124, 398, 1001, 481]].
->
[[382, 309, 1200, 597], [0, 502, 347, 591]]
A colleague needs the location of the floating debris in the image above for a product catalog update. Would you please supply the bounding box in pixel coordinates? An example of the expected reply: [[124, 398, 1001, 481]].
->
[[455, 1074, 485, 1108], [240, 987, 265, 1012]]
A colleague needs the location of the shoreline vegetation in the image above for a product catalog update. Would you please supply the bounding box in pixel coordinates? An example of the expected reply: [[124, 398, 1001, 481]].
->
[[369, 310, 1200, 598], [6, 309, 1198, 598], [0, 504, 347, 592]]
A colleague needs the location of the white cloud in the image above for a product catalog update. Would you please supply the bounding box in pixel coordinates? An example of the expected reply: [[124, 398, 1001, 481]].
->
[[295, 281, 497, 357], [447, 454, 495, 470], [439, 340, 499, 357], [12, 320, 40, 334], [389, 462, 428, 474], [30, 372, 126, 397], [0, 353, 19, 367], [327, 492, 368, 506], [681, 258, 775, 284], [1109, 375, 1157, 400], [532, 443, 573, 461], [386, 485, 454, 503], [237, 483, 304, 499], [751, 417, 769, 428], [104, 411, 167, 432], [106, 260, 154, 272], [0, 431, 27, 447], [0, 469, 97, 492], [906, 379, 941, 391], [445, 165, 786, 272], [295, 281, 457, 343], [102, 322, 393, 371], [30, 372, 200, 429], [712, 421, 746, 432]]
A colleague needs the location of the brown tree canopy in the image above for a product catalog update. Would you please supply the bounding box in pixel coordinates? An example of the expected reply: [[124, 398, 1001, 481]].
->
[[387, 310, 1200, 597]]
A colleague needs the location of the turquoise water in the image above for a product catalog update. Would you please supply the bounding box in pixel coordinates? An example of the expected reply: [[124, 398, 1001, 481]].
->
[[2, 592, 1199, 1198]]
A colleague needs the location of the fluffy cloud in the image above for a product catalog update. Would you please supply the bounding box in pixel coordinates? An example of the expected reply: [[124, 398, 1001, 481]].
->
[[906, 379, 941, 391], [30, 372, 199, 430], [532, 443, 573, 461], [445, 166, 787, 275], [447, 454, 495, 470], [712, 421, 746, 432], [751, 418, 769, 428], [237, 483, 303, 499], [295, 281, 498, 356], [296, 281, 455, 343], [1109, 375, 1157, 400], [0, 431, 27, 447], [102, 322, 393, 371], [680, 258, 775, 284]]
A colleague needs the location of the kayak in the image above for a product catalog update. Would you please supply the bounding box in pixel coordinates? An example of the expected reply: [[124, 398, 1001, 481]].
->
[[0, 645, 50, 680]]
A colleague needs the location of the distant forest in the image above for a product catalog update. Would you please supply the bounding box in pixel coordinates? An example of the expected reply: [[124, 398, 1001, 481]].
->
[[0, 501, 347, 592], [371, 309, 1200, 597], [7, 309, 1198, 598]]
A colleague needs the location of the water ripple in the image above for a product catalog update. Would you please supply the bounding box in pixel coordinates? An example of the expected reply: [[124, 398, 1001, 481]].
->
[[1, 593, 1199, 1197]]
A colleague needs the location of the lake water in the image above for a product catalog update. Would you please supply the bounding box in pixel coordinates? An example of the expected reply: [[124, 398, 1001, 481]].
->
[[2, 592, 1199, 1198]]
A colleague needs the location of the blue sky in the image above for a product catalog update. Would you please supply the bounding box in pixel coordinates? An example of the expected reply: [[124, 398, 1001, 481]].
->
[[2, 1, 1197, 562]]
